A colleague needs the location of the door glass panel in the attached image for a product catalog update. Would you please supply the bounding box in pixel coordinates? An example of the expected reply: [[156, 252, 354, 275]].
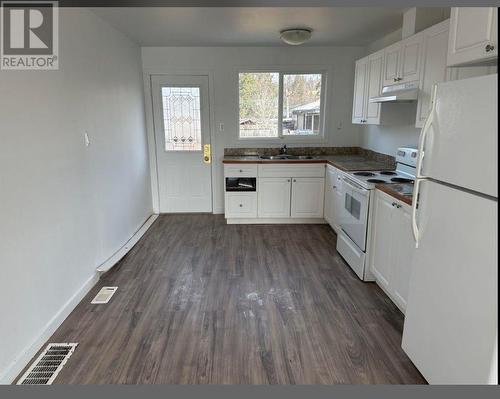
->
[[161, 86, 202, 151]]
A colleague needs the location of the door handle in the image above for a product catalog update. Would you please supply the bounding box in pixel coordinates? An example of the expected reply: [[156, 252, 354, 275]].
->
[[203, 144, 211, 164], [416, 85, 437, 179], [411, 179, 422, 248]]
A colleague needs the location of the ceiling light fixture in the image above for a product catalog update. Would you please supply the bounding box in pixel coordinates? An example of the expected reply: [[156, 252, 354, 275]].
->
[[280, 28, 312, 45]]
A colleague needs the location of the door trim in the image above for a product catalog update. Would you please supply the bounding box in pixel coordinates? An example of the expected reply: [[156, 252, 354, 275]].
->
[[143, 69, 218, 214]]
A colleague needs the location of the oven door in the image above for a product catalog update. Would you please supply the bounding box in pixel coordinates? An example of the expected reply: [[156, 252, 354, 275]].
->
[[339, 177, 370, 251]]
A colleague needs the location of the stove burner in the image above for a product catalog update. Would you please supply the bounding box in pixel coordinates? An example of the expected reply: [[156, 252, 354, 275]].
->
[[379, 171, 397, 176], [366, 179, 386, 183], [353, 172, 376, 176], [391, 177, 414, 183]]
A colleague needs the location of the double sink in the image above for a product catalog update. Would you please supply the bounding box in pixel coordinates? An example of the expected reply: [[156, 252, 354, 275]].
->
[[259, 155, 317, 160]]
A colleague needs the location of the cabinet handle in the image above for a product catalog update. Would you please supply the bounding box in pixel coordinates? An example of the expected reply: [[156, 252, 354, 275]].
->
[[239, 169, 243, 173], [393, 78, 397, 82], [287, 179, 291, 182], [392, 202, 397, 207], [333, 185, 337, 189], [239, 204, 243, 207], [293, 179, 296, 183], [485, 44, 495, 52]]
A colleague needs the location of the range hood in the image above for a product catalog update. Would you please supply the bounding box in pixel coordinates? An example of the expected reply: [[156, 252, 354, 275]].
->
[[369, 81, 419, 103]]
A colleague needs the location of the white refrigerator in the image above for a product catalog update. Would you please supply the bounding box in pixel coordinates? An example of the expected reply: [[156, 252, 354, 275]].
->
[[402, 74, 498, 384]]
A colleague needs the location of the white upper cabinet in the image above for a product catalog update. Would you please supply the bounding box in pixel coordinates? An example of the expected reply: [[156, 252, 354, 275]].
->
[[415, 19, 450, 128], [352, 50, 383, 125], [399, 33, 424, 84], [447, 7, 498, 66], [352, 56, 369, 124], [383, 34, 423, 86], [382, 42, 402, 86], [365, 50, 384, 124]]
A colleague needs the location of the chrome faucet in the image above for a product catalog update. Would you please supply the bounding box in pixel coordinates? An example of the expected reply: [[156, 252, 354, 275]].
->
[[279, 144, 288, 155]]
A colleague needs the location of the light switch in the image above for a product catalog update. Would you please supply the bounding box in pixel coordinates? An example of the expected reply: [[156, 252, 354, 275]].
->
[[84, 132, 90, 147]]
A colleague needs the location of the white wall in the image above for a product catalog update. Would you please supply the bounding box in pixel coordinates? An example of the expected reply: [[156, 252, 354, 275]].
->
[[142, 46, 364, 213], [0, 8, 152, 383]]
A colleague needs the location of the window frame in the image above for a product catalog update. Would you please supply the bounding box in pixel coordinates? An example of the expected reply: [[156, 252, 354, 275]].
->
[[237, 67, 329, 144]]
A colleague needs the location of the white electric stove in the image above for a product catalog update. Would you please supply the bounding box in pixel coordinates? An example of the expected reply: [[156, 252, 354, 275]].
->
[[336, 147, 418, 281]]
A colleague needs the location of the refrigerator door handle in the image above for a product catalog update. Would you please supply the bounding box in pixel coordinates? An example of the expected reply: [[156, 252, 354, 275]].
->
[[411, 178, 422, 248], [416, 85, 438, 179]]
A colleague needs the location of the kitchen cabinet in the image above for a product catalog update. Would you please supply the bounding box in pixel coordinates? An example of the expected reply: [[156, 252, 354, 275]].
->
[[447, 7, 498, 67], [352, 56, 369, 124], [369, 189, 414, 313], [291, 178, 325, 218], [382, 33, 423, 86], [352, 50, 383, 125], [324, 165, 344, 232], [258, 177, 291, 218], [225, 193, 257, 218], [415, 20, 450, 128]]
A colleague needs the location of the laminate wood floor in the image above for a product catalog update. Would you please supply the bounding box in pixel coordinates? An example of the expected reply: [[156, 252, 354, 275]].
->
[[19, 214, 426, 384]]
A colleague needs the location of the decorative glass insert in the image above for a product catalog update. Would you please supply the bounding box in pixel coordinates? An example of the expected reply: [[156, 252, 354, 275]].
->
[[239, 72, 279, 138], [282, 73, 322, 136], [161, 86, 202, 151]]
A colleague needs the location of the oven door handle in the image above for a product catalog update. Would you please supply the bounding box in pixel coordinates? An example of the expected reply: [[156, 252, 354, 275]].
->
[[342, 177, 369, 196]]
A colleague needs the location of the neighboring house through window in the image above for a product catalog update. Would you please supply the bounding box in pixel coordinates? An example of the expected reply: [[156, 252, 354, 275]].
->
[[239, 71, 325, 140]]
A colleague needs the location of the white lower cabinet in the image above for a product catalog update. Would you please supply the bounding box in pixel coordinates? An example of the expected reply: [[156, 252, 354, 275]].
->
[[324, 165, 342, 231], [291, 178, 325, 218], [224, 164, 325, 222], [369, 189, 415, 313], [258, 178, 291, 218], [225, 192, 257, 218]]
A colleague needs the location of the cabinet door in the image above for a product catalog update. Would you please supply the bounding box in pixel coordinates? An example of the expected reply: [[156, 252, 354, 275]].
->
[[352, 57, 369, 124], [365, 50, 383, 124], [399, 33, 423, 84], [416, 20, 450, 128], [225, 193, 257, 218], [447, 7, 498, 66], [382, 42, 401, 86], [257, 178, 291, 218], [391, 204, 415, 313], [333, 174, 344, 230], [291, 178, 325, 218], [370, 191, 395, 290], [324, 167, 336, 225]]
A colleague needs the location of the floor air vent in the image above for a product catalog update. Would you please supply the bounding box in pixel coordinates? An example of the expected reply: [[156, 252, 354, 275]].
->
[[91, 286, 118, 304], [17, 343, 78, 385]]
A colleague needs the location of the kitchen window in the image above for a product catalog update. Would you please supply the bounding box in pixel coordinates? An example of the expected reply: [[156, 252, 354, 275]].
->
[[238, 71, 325, 140]]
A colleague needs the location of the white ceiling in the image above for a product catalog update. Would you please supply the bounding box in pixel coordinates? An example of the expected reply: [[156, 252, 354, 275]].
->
[[91, 7, 406, 47]]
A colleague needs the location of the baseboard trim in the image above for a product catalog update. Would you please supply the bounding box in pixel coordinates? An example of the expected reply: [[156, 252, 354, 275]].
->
[[226, 217, 327, 225], [0, 273, 99, 384], [97, 214, 158, 273]]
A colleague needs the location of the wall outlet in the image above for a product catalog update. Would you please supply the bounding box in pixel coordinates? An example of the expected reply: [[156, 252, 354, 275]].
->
[[219, 123, 224, 132]]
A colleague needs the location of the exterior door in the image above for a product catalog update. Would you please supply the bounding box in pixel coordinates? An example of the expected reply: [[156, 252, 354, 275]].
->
[[151, 75, 212, 213]]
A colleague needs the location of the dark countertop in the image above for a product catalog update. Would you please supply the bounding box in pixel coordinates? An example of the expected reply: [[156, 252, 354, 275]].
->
[[376, 183, 414, 206], [223, 155, 394, 172]]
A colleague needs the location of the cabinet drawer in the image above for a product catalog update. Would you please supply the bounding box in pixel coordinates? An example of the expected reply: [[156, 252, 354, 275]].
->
[[224, 164, 258, 177], [258, 164, 325, 178], [225, 193, 257, 218]]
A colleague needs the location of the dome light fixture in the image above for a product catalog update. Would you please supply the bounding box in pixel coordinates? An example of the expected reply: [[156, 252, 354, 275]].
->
[[280, 28, 312, 45]]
